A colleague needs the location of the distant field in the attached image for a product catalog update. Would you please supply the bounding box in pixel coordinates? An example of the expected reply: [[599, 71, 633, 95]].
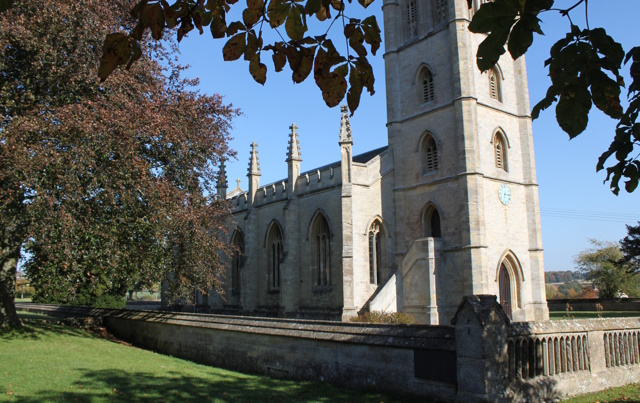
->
[[549, 311, 640, 320]]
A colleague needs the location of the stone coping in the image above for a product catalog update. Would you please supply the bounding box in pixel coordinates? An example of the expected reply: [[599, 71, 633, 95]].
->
[[509, 317, 640, 337], [17, 303, 455, 350]]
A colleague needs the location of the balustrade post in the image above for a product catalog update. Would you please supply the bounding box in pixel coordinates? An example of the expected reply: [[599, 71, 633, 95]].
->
[[453, 295, 510, 402]]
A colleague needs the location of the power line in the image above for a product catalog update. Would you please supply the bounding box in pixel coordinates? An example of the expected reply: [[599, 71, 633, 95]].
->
[[540, 208, 640, 224]]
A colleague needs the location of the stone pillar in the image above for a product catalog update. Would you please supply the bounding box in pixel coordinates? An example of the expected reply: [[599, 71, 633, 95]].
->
[[282, 124, 301, 315], [452, 295, 510, 402], [339, 106, 356, 320], [216, 158, 228, 200], [247, 142, 261, 206], [286, 123, 302, 196]]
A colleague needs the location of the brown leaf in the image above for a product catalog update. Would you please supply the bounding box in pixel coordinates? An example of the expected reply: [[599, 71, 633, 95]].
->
[[222, 33, 247, 61], [98, 33, 132, 81], [141, 3, 165, 40], [289, 46, 315, 83], [348, 28, 367, 57], [242, 7, 262, 27], [249, 54, 267, 85], [177, 17, 194, 42], [362, 16, 381, 56], [272, 49, 286, 72]]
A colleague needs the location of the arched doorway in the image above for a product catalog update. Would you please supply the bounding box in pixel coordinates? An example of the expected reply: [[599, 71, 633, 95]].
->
[[498, 263, 512, 319]]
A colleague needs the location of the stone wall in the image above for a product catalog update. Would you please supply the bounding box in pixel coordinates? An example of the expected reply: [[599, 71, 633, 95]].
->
[[16, 296, 640, 402]]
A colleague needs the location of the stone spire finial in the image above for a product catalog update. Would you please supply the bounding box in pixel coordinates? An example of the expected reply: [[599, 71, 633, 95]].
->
[[286, 123, 302, 161], [339, 105, 352, 144], [236, 178, 241, 188], [247, 142, 261, 176], [217, 158, 228, 188]]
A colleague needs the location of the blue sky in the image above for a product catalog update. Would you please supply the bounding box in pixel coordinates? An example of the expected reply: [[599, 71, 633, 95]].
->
[[176, 1, 640, 273]]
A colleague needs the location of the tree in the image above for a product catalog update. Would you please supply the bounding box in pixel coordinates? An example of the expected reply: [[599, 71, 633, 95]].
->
[[620, 222, 640, 272], [84, 0, 639, 194], [574, 240, 640, 300], [0, 0, 238, 327]]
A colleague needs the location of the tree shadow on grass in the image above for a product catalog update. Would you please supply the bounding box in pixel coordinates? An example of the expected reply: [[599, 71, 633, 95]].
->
[[0, 320, 100, 341], [11, 368, 417, 403]]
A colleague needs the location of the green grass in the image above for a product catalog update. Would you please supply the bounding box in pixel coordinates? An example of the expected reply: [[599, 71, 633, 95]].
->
[[549, 311, 640, 320], [0, 319, 417, 402], [14, 298, 32, 303], [563, 383, 640, 403]]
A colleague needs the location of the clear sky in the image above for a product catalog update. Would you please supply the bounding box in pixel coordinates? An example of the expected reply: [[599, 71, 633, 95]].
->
[[176, 1, 640, 273]]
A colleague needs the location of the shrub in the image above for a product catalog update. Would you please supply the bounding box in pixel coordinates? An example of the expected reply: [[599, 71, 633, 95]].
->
[[349, 311, 415, 324]]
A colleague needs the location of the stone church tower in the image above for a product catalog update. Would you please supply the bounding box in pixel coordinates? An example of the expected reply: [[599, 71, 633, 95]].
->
[[204, 0, 549, 324], [382, 0, 548, 321]]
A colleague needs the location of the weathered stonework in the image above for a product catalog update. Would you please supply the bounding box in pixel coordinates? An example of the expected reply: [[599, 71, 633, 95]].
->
[[207, 0, 549, 324]]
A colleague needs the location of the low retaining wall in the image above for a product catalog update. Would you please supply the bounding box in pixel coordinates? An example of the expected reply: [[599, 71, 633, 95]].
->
[[16, 303, 457, 400], [16, 297, 640, 402]]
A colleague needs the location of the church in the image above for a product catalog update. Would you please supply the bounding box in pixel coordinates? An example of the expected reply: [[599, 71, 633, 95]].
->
[[207, 0, 549, 324]]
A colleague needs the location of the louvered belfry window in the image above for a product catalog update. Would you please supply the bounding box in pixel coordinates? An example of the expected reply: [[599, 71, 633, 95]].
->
[[423, 69, 434, 103], [489, 68, 501, 102], [494, 132, 507, 171], [406, 0, 417, 37], [423, 135, 438, 173], [433, 0, 447, 24]]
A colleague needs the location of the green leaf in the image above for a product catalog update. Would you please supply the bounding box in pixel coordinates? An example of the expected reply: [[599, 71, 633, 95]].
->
[[285, 5, 306, 41], [222, 33, 247, 61], [249, 54, 267, 85], [589, 28, 625, 68], [141, 3, 165, 40], [305, 0, 322, 15], [555, 83, 592, 138], [507, 19, 534, 60], [531, 87, 557, 119], [267, 0, 289, 28], [476, 22, 511, 71], [468, 1, 517, 34], [590, 69, 623, 119]]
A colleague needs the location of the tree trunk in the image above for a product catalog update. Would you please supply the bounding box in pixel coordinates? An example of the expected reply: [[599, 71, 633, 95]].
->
[[0, 251, 21, 328]]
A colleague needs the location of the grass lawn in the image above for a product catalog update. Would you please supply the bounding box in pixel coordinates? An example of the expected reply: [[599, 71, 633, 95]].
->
[[549, 311, 640, 320], [1, 316, 417, 402], [563, 383, 640, 403]]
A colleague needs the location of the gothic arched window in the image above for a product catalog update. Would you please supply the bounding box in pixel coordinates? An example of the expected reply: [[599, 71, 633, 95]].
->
[[489, 67, 502, 102], [368, 221, 385, 285], [423, 205, 442, 238], [267, 225, 283, 291], [312, 215, 331, 286], [493, 131, 508, 171], [422, 68, 435, 103], [422, 133, 438, 173], [231, 230, 244, 295]]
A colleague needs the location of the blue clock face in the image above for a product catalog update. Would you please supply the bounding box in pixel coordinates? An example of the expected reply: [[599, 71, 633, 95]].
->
[[499, 184, 511, 206]]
